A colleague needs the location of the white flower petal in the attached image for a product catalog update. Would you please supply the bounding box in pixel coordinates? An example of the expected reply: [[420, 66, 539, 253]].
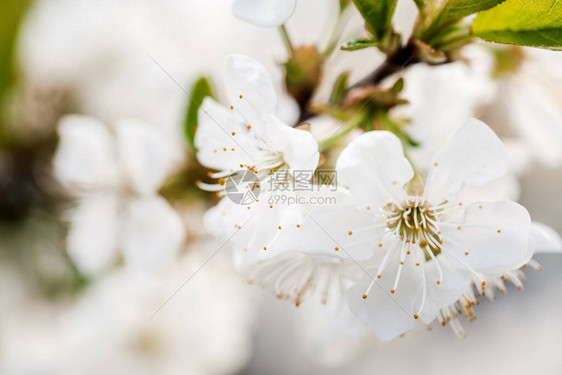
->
[[425, 119, 509, 204], [441, 200, 531, 274], [115, 119, 175, 196], [196, 97, 259, 172], [207, 188, 370, 270], [231, 0, 296, 27], [226, 55, 277, 121], [276, 90, 300, 126], [457, 172, 520, 204], [66, 194, 120, 275], [53, 115, 118, 191], [243, 250, 349, 307], [345, 256, 421, 342], [336, 131, 414, 209], [419, 255, 472, 324], [205, 200, 263, 281], [264, 114, 319, 174], [530, 222, 562, 254], [120, 196, 185, 272], [203, 196, 285, 270], [282, 188, 385, 262]]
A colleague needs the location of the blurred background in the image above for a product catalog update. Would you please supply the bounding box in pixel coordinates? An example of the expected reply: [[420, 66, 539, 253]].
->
[[0, 0, 561, 374]]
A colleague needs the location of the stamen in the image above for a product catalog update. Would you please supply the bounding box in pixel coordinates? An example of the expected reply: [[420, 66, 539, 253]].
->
[[391, 241, 409, 293], [527, 259, 543, 271], [422, 234, 443, 284], [415, 248, 427, 318], [363, 241, 399, 298], [196, 181, 225, 192]]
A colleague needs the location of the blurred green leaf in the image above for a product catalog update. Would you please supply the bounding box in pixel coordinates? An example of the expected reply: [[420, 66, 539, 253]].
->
[[284, 46, 322, 115], [473, 0, 562, 48], [352, 0, 397, 41], [184, 77, 214, 149], [0, 0, 31, 97], [413, 0, 429, 12], [0, 0, 32, 142], [339, 0, 353, 11], [341, 39, 379, 51], [329, 72, 349, 106], [489, 46, 525, 77], [391, 77, 404, 94]]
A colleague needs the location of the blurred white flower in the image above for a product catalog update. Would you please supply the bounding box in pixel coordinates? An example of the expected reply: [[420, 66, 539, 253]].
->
[[19, 0, 334, 130], [0, 266, 65, 375], [53, 115, 185, 275], [495, 48, 562, 167], [232, 0, 297, 27], [1, 244, 256, 375], [57, 254, 253, 375], [396, 62, 494, 169], [393, 60, 527, 203], [336, 119, 531, 341]]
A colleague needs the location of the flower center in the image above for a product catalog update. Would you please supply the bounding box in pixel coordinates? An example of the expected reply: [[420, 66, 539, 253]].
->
[[384, 196, 443, 260], [361, 196, 459, 318]]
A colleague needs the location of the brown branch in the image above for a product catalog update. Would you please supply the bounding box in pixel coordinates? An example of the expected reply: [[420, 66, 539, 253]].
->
[[296, 41, 419, 125]]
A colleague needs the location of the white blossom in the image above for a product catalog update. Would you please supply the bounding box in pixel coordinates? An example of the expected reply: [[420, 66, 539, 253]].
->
[[195, 54, 318, 193], [232, 0, 297, 27], [494, 48, 562, 167], [53, 115, 185, 274], [205, 185, 373, 306], [395, 62, 494, 168], [0, 246, 255, 375], [331, 119, 531, 341]]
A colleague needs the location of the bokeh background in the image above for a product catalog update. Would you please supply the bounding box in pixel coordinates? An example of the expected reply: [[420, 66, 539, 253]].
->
[[1, 0, 561, 374]]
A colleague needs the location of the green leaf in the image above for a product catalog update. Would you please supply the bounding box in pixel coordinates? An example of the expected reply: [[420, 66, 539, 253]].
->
[[473, 0, 562, 48], [184, 77, 215, 149], [420, 0, 504, 42], [438, 0, 505, 24], [341, 39, 379, 51], [352, 0, 397, 40]]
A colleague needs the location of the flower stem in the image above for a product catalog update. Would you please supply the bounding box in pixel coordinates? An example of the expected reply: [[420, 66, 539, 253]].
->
[[318, 112, 366, 151], [279, 24, 294, 58], [322, 3, 353, 58]]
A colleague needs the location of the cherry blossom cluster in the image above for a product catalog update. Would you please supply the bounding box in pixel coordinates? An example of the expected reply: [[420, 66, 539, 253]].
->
[[45, 0, 562, 348], [194, 54, 560, 341]]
